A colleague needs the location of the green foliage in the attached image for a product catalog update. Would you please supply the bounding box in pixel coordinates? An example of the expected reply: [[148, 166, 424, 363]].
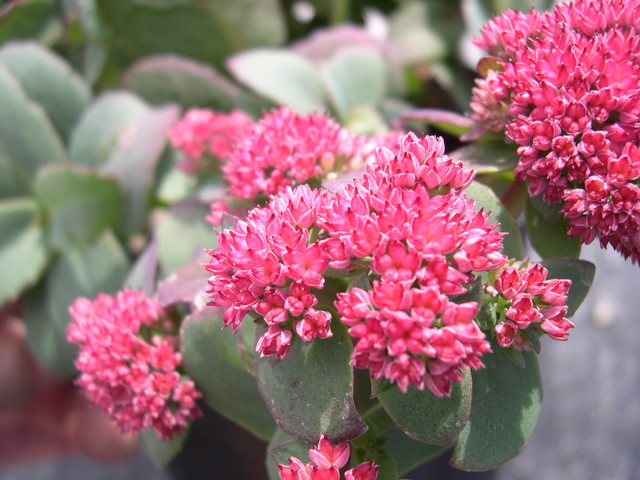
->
[[381, 424, 446, 476], [541, 258, 596, 317], [0, 0, 55, 44], [266, 429, 311, 480], [142, 427, 191, 468], [449, 138, 520, 174], [181, 310, 276, 440], [451, 344, 542, 471], [256, 321, 367, 444], [525, 196, 582, 259], [376, 371, 472, 447]]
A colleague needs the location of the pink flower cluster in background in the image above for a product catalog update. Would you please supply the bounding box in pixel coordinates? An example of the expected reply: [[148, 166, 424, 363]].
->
[[278, 435, 379, 480], [168, 108, 252, 174], [470, 0, 640, 263], [492, 264, 573, 350], [67, 289, 201, 439]]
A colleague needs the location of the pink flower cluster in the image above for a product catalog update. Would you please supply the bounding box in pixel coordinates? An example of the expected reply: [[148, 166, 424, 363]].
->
[[278, 435, 379, 480], [328, 134, 506, 396], [67, 289, 201, 439], [206, 132, 509, 397], [222, 106, 400, 200], [169, 108, 252, 173], [205, 184, 334, 359], [492, 264, 574, 350], [470, 0, 640, 262]]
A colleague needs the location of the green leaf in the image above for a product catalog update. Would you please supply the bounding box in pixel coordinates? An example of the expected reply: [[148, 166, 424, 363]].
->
[[156, 201, 215, 275], [398, 108, 473, 137], [465, 181, 524, 259], [0, 0, 55, 44], [68, 91, 149, 168], [524, 196, 581, 259], [0, 64, 66, 199], [381, 424, 445, 476], [121, 54, 244, 110], [34, 165, 123, 251], [321, 47, 388, 120], [101, 103, 180, 234], [256, 321, 367, 444], [24, 230, 128, 376], [181, 310, 276, 440], [448, 139, 519, 174], [142, 427, 190, 468], [450, 345, 542, 471], [124, 240, 158, 297], [376, 371, 472, 447], [0, 41, 91, 142], [0, 198, 49, 305], [540, 258, 595, 317], [228, 49, 326, 113], [529, 193, 563, 224], [95, 0, 285, 68], [266, 429, 310, 480]]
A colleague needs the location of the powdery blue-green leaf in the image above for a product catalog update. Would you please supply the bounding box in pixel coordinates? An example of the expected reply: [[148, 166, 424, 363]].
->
[[0, 198, 49, 305], [34, 165, 122, 251], [142, 427, 190, 468], [68, 91, 149, 168], [155, 200, 215, 276], [101, 103, 180, 234], [256, 321, 367, 445], [376, 370, 472, 447], [24, 230, 128, 376], [96, 0, 286, 68], [450, 345, 542, 471], [124, 240, 158, 297], [181, 310, 276, 440], [464, 181, 523, 259], [121, 54, 244, 110], [266, 429, 311, 480], [0, 64, 66, 199], [0, 0, 55, 44], [228, 49, 326, 113], [0, 41, 91, 141], [381, 423, 445, 476], [525, 196, 581, 259], [321, 47, 388, 120], [540, 258, 595, 318], [449, 139, 519, 174]]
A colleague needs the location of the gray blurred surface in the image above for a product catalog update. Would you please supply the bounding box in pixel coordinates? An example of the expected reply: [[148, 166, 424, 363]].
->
[[1, 243, 638, 480]]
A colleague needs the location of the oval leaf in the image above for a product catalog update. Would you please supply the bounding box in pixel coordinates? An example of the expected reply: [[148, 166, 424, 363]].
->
[[381, 423, 445, 477], [0, 198, 49, 304], [228, 49, 326, 113], [181, 310, 276, 440], [0, 41, 91, 141], [525, 196, 581, 259], [256, 321, 367, 444], [540, 258, 595, 317], [376, 370, 472, 447], [34, 165, 123, 251], [122, 54, 243, 110], [321, 47, 388, 119], [398, 108, 473, 137], [266, 429, 311, 480], [449, 140, 519, 174], [450, 345, 542, 471], [0, 64, 66, 199], [24, 231, 128, 376], [142, 427, 190, 468], [464, 181, 523, 259]]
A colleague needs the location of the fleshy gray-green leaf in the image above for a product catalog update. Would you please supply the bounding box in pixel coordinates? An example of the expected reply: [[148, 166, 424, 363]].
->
[[0, 41, 90, 142], [381, 423, 446, 476], [525, 196, 581, 259], [450, 346, 542, 471], [266, 429, 311, 480], [34, 165, 123, 251], [376, 370, 472, 447], [181, 310, 276, 440], [0, 198, 49, 305], [465, 181, 523, 259], [121, 54, 243, 110], [24, 230, 128, 376], [0, 0, 55, 44], [0, 64, 66, 199], [321, 47, 388, 120], [256, 321, 367, 444], [156, 201, 215, 276], [228, 49, 326, 113], [540, 258, 595, 318], [142, 427, 190, 469], [449, 140, 519, 174]]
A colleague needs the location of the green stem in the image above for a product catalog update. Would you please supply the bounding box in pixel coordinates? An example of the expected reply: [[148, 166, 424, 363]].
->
[[362, 401, 394, 432]]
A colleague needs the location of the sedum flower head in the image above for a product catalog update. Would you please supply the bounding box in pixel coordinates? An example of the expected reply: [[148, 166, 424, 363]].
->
[[470, 0, 640, 263], [67, 289, 201, 440]]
